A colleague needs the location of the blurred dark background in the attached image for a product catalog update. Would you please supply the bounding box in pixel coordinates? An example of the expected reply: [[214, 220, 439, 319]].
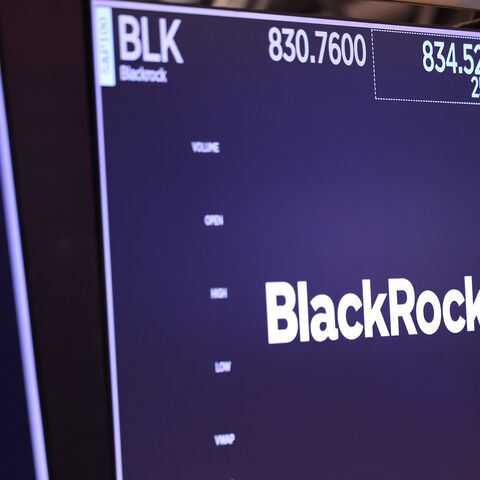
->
[[174, 0, 480, 29]]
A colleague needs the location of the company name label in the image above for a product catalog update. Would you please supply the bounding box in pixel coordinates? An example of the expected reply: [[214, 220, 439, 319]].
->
[[265, 277, 480, 344]]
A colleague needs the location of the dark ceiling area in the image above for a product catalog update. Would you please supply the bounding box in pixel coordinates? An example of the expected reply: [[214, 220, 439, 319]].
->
[[174, 0, 480, 29]]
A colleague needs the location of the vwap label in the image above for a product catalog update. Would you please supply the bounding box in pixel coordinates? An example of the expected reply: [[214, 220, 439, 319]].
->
[[265, 277, 480, 344]]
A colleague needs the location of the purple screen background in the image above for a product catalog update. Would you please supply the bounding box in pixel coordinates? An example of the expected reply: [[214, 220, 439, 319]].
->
[[99, 8, 480, 479]]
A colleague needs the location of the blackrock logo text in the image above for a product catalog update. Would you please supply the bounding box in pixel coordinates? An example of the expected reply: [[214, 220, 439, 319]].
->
[[265, 277, 480, 344]]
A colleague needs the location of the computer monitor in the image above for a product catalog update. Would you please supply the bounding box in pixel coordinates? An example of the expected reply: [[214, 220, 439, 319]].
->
[[0, 66, 49, 479], [90, 2, 480, 478]]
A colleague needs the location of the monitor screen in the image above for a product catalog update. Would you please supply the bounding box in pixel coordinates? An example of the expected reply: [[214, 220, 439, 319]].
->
[[0, 67, 48, 479], [91, 2, 480, 478]]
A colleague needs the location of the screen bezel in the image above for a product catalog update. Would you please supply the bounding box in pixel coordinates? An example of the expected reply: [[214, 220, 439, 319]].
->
[[90, 2, 480, 479], [0, 64, 49, 480]]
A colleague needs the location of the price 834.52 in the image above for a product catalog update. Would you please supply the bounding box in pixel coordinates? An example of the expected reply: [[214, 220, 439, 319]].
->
[[268, 27, 367, 66], [422, 40, 480, 98]]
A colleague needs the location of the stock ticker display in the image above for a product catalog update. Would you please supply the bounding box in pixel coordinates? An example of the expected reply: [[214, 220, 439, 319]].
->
[[92, 3, 480, 478]]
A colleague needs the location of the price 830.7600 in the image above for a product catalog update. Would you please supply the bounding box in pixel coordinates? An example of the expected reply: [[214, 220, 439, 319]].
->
[[422, 40, 480, 98], [268, 27, 367, 66]]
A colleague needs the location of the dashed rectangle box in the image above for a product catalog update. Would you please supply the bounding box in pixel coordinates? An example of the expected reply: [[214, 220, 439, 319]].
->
[[371, 29, 480, 106]]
